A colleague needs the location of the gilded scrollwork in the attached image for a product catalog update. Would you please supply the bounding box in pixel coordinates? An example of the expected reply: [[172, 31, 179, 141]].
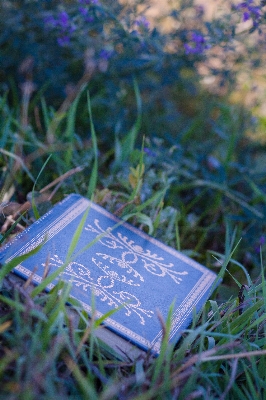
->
[[43, 254, 154, 325], [85, 219, 188, 284], [41, 217, 189, 326]]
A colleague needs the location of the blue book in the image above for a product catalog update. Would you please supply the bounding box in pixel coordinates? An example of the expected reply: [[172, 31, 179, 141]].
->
[[0, 194, 217, 358]]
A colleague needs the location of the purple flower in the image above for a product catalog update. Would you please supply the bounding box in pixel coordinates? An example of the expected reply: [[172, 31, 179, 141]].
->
[[243, 11, 251, 20], [44, 15, 58, 28], [57, 35, 70, 47], [184, 44, 198, 54], [135, 16, 150, 30], [78, 0, 99, 4], [184, 32, 209, 55], [99, 49, 113, 60], [79, 7, 94, 22], [144, 147, 156, 157], [44, 10, 77, 46], [236, 0, 262, 26], [58, 11, 70, 28], [79, 7, 88, 16], [191, 32, 205, 44]]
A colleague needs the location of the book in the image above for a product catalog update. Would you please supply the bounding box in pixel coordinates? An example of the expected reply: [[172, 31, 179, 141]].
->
[[0, 194, 217, 359]]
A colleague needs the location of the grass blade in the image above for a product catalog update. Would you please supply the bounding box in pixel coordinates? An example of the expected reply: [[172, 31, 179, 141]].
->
[[31, 154, 52, 219], [86, 91, 98, 199], [0, 241, 45, 282]]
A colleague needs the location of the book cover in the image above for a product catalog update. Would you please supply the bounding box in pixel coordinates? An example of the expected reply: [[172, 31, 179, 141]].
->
[[0, 194, 217, 356]]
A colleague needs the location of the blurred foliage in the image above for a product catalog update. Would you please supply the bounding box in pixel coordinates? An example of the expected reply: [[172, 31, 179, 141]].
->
[[0, 0, 249, 145]]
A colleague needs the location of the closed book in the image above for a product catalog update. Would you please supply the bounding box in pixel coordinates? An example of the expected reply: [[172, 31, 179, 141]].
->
[[0, 194, 217, 358]]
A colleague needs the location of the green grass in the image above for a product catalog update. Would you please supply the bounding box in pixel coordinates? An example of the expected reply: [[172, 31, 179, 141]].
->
[[1, 271, 266, 399], [1, 84, 266, 399]]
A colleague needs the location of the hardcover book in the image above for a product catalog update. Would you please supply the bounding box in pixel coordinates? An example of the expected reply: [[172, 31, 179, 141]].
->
[[0, 194, 217, 358]]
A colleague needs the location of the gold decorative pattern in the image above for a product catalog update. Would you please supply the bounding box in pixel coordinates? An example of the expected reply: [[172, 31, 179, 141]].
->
[[85, 219, 189, 284], [44, 254, 154, 326]]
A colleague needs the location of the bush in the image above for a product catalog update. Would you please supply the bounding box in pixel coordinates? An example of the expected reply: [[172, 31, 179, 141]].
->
[[0, 0, 244, 144]]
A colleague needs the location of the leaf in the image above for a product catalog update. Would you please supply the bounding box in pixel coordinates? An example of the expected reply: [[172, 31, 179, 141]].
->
[[128, 163, 145, 189]]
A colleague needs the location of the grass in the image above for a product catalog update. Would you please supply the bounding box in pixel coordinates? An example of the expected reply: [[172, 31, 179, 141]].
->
[[1, 82, 266, 399], [1, 271, 266, 399]]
